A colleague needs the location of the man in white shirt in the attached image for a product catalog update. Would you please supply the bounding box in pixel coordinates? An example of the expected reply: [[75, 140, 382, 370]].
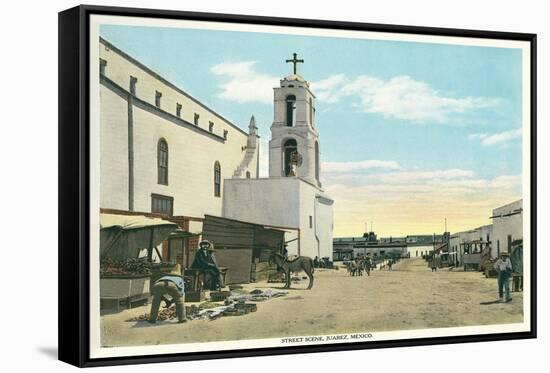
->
[[493, 252, 513, 302]]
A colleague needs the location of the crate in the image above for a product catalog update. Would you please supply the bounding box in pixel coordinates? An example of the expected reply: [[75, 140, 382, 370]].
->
[[209, 290, 231, 301], [235, 303, 257, 313], [100, 293, 150, 314], [251, 262, 277, 282], [223, 308, 246, 316], [100, 275, 151, 298], [185, 290, 205, 302]]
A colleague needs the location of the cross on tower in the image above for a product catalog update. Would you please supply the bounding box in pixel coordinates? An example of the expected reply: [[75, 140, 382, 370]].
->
[[285, 53, 304, 75]]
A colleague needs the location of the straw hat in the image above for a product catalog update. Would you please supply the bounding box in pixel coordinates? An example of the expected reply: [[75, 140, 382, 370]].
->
[[500, 251, 510, 257], [168, 264, 182, 276], [200, 240, 215, 251]]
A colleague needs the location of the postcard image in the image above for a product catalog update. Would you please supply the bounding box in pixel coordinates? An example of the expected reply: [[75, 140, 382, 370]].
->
[[88, 15, 532, 359]]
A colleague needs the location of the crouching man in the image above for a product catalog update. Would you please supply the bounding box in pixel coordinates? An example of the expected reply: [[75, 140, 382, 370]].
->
[[149, 264, 186, 323]]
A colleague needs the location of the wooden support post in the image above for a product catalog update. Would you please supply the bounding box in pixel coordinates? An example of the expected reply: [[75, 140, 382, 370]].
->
[[147, 227, 154, 262]]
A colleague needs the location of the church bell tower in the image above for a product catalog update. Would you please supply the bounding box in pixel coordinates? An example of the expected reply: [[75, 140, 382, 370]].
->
[[269, 53, 321, 188]]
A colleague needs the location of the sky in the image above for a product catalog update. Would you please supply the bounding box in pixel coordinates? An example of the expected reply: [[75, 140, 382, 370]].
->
[[100, 24, 524, 237]]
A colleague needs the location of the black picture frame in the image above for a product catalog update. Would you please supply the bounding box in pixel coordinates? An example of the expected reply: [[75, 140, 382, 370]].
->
[[58, 4, 537, 368]]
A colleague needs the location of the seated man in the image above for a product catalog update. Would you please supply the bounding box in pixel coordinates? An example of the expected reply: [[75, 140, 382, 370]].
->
[[149, 264, 186, 323], [191, 240, 223, 291]]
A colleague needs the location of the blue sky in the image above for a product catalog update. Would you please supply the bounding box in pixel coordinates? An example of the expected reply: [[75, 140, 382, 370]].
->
[[100, 25, 524, 236]]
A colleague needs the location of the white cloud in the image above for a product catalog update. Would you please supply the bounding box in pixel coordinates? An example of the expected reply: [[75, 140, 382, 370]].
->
[[312, 74, 502, 124], [324, 166, 477, 186], [322, 159, 401, 173], [311, 74, 348, 103], [469, 128, 522, 146], [371, 169, 477, 184], [210, 61, 278, 104]]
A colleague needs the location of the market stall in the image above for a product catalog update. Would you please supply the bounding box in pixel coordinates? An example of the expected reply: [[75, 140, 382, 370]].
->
[[99, 213, 178, 312]]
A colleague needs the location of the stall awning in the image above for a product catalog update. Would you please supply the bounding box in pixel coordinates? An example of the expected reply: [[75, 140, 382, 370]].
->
[[100, 213, 178, 231], [100, 213, 178, 260]]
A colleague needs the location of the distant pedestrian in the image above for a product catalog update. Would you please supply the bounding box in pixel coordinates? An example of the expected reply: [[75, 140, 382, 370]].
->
[[365, 256, 372, 276], [431, 256, 439, 272], [313, 256, 320, 268], [494, 251, 513, 302], [388, 260, 393, 271]]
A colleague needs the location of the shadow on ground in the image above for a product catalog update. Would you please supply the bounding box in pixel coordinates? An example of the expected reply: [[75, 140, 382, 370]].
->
[[37, 346, 57, 360]]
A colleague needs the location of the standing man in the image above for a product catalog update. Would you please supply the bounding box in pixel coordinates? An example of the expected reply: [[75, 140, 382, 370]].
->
[[191, 240, 223, 291], [149, 264, 186, 323], [494, 251, 513, 302], [431, 255, 439, 272]]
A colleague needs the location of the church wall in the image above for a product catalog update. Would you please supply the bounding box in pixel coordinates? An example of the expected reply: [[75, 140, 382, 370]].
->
[[297, 181, 317, 258], [222, 178, 301, 228], [315, 197, 334, 259], [99, 38, 250, 151], [222, 178, 332, 259], [98, 39, 258, 221], [129, 103, 248, 218], [298, 182, 334, 260], [99, 86, 129, 211]]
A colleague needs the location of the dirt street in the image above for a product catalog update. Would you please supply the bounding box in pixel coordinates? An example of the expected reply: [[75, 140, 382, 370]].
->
[[101, 258, 523, 347]]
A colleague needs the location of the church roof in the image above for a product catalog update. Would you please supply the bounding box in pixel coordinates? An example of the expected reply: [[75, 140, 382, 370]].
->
[[284, 73, 307, 83]]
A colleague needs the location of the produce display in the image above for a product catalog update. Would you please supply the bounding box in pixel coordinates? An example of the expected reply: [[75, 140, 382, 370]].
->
[[100, 258, 152, 276]]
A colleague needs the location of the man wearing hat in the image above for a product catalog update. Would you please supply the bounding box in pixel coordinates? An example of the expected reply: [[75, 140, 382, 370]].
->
[[149, 264, 186, 323], [191, 240, 223, 290], [493, 251, 513, 302]]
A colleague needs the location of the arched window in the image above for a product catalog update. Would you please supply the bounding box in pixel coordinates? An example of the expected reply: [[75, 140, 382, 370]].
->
[[283, 138, 298, 176], [315, 141, 320, 182], [157, 139, 168, 185], [286, 95, 296, 127], [214, 161, 221, 197]]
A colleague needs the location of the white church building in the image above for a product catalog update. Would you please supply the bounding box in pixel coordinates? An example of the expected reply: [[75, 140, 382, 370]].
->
[[99, 37, 334, 262], [223, 65, 334, 260]]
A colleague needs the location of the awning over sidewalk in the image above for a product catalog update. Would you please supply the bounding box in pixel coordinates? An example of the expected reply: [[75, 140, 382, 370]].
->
[[100, 213, 178, 260]]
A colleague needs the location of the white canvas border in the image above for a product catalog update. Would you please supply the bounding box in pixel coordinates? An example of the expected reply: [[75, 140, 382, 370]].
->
[[88, 13, 532, 359]]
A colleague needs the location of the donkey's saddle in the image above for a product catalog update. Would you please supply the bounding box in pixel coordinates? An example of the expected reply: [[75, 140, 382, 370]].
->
[[286, 255, 300, 262]]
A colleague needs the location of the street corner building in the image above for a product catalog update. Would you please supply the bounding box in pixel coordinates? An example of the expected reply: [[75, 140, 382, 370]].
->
[[98, 37, 334, 279]]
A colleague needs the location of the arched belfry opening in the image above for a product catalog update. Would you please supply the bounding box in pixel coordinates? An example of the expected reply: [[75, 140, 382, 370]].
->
[[282, 138, 298, 176], [286, 95, 296, 127]]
